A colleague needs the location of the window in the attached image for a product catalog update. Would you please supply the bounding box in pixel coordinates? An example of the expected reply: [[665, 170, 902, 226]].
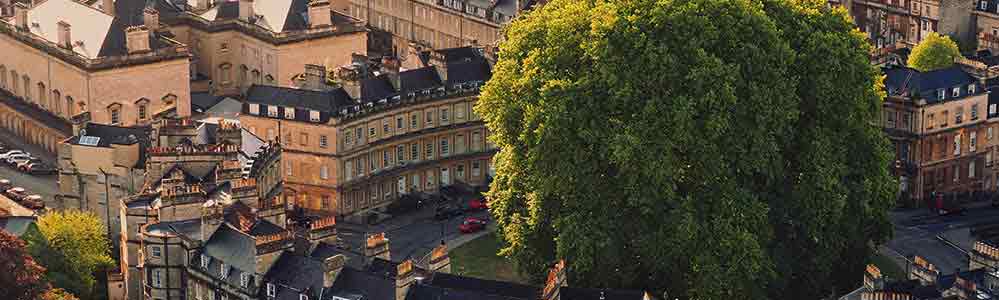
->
[[268, 106, 278, 117], [66, 96, 74, 117], [322, 196, 330, 210], [138, 102, 148, 120], [426, 142, 434, 159], [37, 82, 45, 107], [426, 111, 434, 126], [321, 166, 329, 179], [345, 160, 353, 180], [355, 128, 363, 143], [956, 107, 964, 124], [151, 246, 162, 258], [53, 90, 61, 115], [970, 84, 977, 94], [285, 107, 296, 119], [220, 263, 229, 279], [972, 132, 978, 151], [472, 161, 481, 177], [240, 273, 250, 287], [397, 116, 404, 130], [411, 143, 419, 160], [441, 138, 450, 156], [320, 135, 329, 148], [201, 254, 210, 269], [397, 145, 405, 163], [22, 75, 29, 101], [369, 127, 376, 137], [990, 127, 994, 140], [456, 134, 465, 153], [153, 270, 162, 287], [971, 161, 977, 178], [441, 108, 449, 122], [287, 161, 293, 176], [942, 111, 950, 126], [992, 104, 998, 115], [267, 283, 276, 297], [310, 110, 320, 122], [973, 105, 980, 120], [383, 150, 391, 167], [955, 134, 962, 155], [983, 0, 988, 9], [345, 130, 353, 145], [411, 114, 418, 129], [938, 89, 946, 99], [195, 282, 203, 300], [110, 106, 121, 125], [383, 119, 390, 134], [220, 64, 232, 84], [300, 294, 309, 300], [472, 132, 482, 151], [457, 164, 465, 179], [953, 87, 961, 98], [456, 105, 465, 119]]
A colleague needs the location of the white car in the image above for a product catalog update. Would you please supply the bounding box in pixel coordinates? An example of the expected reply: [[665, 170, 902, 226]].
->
[[5, 154, 30, 165], [0, 150, 25, 160]]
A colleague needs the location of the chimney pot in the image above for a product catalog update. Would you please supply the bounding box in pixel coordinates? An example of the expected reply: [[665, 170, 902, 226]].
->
[[125, 25, 151, 54], [143, 8, 159, 31], [308, 0, 332, 28]]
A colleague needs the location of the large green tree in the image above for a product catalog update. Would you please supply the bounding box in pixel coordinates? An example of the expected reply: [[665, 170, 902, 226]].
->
[[24, 210, 114, 300], [907, 32, 961, 72], [477, 0, 895, 299]]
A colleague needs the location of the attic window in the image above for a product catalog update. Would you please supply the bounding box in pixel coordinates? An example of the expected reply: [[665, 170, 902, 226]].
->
[[268, 106, 278, 117], [266, 283, 276, 297], [240, 273, 250, 287], [953, 87, 961, 98], [938, 89, 946, 99], [983, 0, 988, 10], [220, 263, 230, 279], [310, 110, 320, 122], [300, 294, 309, 300], [284, 107, 295, 119], [969, 84, 977, 94], [249, 103, 260, 115], [201, 254, 211, 269]]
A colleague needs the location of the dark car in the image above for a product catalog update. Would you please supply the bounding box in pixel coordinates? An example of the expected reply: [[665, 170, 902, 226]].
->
[[21, 195, 44, 210], [434, 205, 464, 220], [24, 162, 56, 175], [5, 187, 28, 201]]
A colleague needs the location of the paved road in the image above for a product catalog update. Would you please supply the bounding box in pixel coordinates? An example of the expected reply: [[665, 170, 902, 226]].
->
[[884, 203, 999, 274], [337, 202, 493, 263], [0, 128, 59, 210]]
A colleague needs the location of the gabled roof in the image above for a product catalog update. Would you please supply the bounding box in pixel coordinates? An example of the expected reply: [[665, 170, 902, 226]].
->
[[262, 252, 328, 300], [202, 224, 257, 278]]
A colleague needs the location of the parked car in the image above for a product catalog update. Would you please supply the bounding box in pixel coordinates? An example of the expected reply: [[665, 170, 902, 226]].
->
[[0, 179, 12, 191], [23, 163, 56, 175], [5, 153, 30, 165], [16, 158, 42, 171], [459, 217, 488, 233], [7, 155, 34, 167], [434, 204, 464, 220], [5, 187, 27, 201], [20, 195, 44, 210], [0, 150, 25, 160], [467, 198, 488, 211]]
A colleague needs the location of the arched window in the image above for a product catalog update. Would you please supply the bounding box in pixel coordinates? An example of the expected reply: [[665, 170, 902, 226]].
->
[[108, 103, 122, 125], [0, 65, 6, 90], [52, 90, 61, 115], [37, 82, 46, 108], [136, 98, 150, 121], [219, 63, 232, 85], [66, 96, 74, 117], [22, 75, 30, 102]]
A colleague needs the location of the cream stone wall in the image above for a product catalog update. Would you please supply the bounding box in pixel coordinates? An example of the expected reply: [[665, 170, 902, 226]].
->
[[348, 0, 503, 52], [89, 59, 193, 124], [276, 32, 367, 87]]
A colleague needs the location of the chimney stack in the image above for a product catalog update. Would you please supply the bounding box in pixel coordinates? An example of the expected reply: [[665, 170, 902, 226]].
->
[[125, 26, 151, 54], [306, 215, 337, 252], [102, 0, 114, 17], [238, 0, 254, 21], [542, 260, 567, 300], [381, 56, 401, 91], [395, 260, 416, 300], [14, 2, 27, 30], [364, 232, 390, 262], [322, 254, 346, 287], [429, 242, 450, 274], [308, 0, 332, 28], [56, 21, 71, 48], [143, 8, 159, 31], [336, 64, 363, 101]]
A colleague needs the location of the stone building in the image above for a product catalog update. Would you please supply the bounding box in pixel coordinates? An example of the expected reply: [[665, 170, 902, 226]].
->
[[0, 0, 193, 153], [239, 46, 496, 216], [882, 65, 994, 206], [849, 0, 973, 60], [341, 0, 538, 59]]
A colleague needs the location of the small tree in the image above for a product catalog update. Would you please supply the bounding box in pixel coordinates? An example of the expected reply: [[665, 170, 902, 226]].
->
[[24, 210, 113, 300], [908, 32, 962, 71], [0, 230, 47, 300], [40, 288, 80, 300]]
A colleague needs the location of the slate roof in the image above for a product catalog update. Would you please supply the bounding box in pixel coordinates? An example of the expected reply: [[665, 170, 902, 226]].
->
[[425, 272, 538, 300], [69, 123, 149, 147], [262, 252, 329, 300], [406, 283, 526, 300], [156, 163, 218, 184], [436, 47, 483, 64], [328, 268, 396, 300], [197, 224, 259, 288], [245, 85, 353, 112], [559, 287, 647, 300], [883, 66, 981, 104], [98, 0, 177, 57], [144, 218, 208, 241], [191, 92, 225, 113], [366, 257, 401, 278], [399, 67, 442, 94], [445, 57, 491, 86], [361, 75, 398, 102], [493, 0, 520, 16]]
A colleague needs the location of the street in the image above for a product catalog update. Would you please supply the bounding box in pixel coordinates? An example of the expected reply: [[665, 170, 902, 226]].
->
[[884, 203, 999, 274], [0, 128, 58, 210]]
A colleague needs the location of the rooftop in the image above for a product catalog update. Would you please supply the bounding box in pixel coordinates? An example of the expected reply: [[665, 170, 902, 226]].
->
[[883, 66, 982, 104]]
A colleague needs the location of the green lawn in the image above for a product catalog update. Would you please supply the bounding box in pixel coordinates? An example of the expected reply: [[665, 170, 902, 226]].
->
[[871, 253, 906, 280], [450, 233, 528, 284]]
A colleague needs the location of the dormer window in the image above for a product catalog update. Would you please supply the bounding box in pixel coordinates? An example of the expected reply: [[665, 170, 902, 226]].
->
[[953, 87, 961, 98], [939, 89, 946, 99], [284, 107, 295, 119], [220, 263, 230, 279], [983, 0, 988, 10], [249, 103, 260, 115], [201, 254, 210, 269], [266, 283, 276, 297], [240, 273, 250, 287], [268, 106, 278, 117], [300, 294, 309, 300], [969, 84, 977, 94], [309, 110, 320, 122]]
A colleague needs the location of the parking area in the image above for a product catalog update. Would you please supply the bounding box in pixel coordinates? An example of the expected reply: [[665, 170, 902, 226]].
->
[[0, 128, 59, 211]]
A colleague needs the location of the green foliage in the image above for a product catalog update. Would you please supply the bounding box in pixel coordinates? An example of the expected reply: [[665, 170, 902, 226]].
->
[[0, 229, 48, 300], [24, 210, 114, 300], [476, 0, 896, 299], [41, 288, 81, 300], [907, 32, 961, 71]]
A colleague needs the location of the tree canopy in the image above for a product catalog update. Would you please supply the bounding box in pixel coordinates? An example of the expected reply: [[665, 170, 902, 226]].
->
[[476, 0, 895, 299], [907, 32, 961, 71], [0, 230, 47, 300], [24, 210, 113, 300]]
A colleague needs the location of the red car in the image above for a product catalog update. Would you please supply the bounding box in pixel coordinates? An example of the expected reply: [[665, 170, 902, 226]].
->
[[468, 198, 488, 211], [459, 217, 487, 234]]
